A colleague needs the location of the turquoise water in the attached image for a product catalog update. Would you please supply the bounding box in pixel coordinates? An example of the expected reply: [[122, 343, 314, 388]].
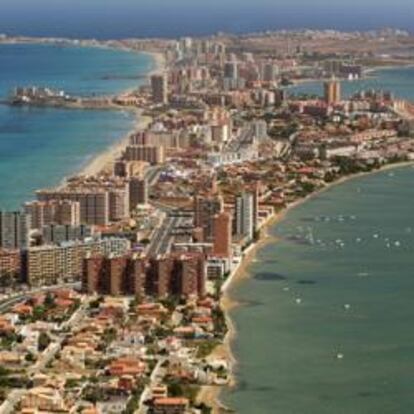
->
[[224, 166, 414, 414], [224, 67, 414, 414], [288, 66, 414, 101], [0, 44, 154, 209]]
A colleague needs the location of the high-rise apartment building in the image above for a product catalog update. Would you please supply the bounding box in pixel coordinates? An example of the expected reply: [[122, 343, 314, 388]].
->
[[0, 211, 29, 250], [224, 61, 238, 80], [0, 249, 21, 282], [324, 78, 341, 104], [37, 190, 110, 226], [42, 224, 94, 245], [193, 195, 223, 242], [212, 212, 232, 258], [82, 253, 206, 299], [261, 62, 279, 83], [124, 145, 165, 165], [234, 193, 255, 241], [24, 237, 130, 286], [151, 74, 168, 105], [129, 177, 148, 210], [24, 200, 81, 230]]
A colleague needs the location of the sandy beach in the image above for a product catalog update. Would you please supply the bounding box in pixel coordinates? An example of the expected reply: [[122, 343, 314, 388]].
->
[[61, 49, 166, 182], [76, 111, 152, 177]]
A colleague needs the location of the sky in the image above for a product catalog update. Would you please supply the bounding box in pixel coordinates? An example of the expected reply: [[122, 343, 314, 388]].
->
[[0, 0, 413, 38]]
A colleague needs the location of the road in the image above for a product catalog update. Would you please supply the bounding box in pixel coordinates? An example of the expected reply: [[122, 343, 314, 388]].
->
[[147, 215, 182, 257], [136, 357, 167, 414], [0, 282, 80, 314], [144, 166, 164, 187], [224, 124, 254, 153]]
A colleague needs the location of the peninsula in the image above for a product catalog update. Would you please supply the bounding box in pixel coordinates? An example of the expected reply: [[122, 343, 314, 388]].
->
[[1, 28, 414, 414]]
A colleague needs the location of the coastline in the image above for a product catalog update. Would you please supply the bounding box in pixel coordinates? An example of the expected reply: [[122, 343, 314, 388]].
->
[[38, 45, 165, 185], [74, 48, 165, 178], [199, 160, 414, 413], [76, 111, 152, 178]]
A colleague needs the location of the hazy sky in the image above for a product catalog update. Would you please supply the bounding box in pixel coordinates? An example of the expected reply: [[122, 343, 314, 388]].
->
[[0, 0, 413, 38]]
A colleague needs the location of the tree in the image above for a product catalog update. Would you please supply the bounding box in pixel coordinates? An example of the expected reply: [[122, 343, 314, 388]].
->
[[25, 353, 36, 363], [44, 292, 56, 308], [38, 332, 51, 352]]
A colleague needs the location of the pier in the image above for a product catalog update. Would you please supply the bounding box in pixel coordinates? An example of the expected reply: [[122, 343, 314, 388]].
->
[[5, 86, 141, 110]]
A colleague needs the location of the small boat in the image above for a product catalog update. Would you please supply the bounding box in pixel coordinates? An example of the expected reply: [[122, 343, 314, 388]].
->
[[336, 353, 344, 360], [344, 304, 351, 310], [295, 298, 302, 304]]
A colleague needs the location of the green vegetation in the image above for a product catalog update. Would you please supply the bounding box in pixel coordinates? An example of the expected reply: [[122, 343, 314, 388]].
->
[[88, 296, 104, 310], [212, 307, 227, 337], [196, 339, 221, 359], [167, 380, 200, 404], [25, 352, 37, 362], [0, 332, 22, 350], [122, 385, 144, 414], [0, 367, 29, 389], [38, 332, 51, 352], [65, 378, 82, 389], [82, 385, 106, 403]]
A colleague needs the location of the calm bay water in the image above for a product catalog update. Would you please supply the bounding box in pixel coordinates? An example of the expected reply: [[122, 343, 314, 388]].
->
[[0, 44, 154, 209], [224, 68, 414, 413], [225, 172, 414, 413], [288, 66, 414, 100]]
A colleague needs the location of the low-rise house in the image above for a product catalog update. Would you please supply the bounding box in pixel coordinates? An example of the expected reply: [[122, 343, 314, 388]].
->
[[151, 397, 189, 414], [21, 387, 68, 412], [107, 357, 146, 377], [0, 351, 23, 365]]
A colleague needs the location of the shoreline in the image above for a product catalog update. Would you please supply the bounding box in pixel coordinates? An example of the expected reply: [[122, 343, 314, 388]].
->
[[64, 47, 165, 179], [74, 47, 165, 179], [75, 110, 152, 178], [11, 41, 166, 189], [200, 160, 414, 413]]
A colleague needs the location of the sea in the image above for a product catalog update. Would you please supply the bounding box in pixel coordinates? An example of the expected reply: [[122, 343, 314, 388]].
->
[[0, 43, 154, 209], [2, 38, 414, 414], [0, 2, 412, 39], [223, 70, 414, 413], [287, 66, 414, 101]]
